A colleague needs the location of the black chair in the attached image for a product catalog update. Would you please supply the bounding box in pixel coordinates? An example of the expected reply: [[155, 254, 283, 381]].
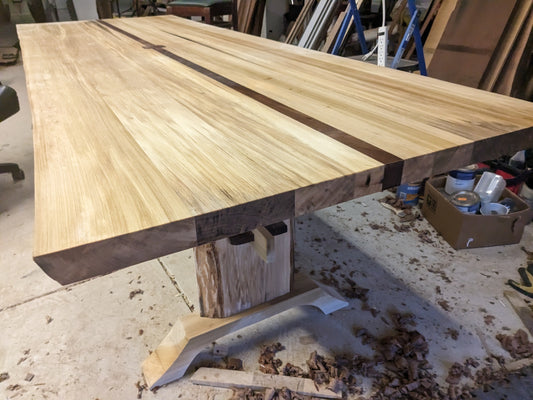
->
[[0, 82, 24, 181]]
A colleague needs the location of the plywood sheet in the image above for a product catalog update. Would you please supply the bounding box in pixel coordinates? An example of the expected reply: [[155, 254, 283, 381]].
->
[[17, 16, 533, 284], [427, 0, 517, 88], [479, 0, 533, 91]]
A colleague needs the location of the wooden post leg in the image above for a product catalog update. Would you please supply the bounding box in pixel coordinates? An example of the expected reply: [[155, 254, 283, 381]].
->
[[195, 220, 294, 318], [142, 274, 348, 389]]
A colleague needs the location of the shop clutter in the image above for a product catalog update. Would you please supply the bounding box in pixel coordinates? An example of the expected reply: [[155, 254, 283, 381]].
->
[[397, 150, 533, 250]]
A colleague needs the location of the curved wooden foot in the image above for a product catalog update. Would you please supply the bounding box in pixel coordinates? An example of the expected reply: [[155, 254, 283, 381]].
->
[[142, 274, 348, 389]]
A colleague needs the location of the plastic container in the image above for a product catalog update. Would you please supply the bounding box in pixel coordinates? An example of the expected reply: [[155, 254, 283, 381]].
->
[[474, 172, 506, 205], [520, 178, 533, 212], [499, 198, 516, 213], [520, 178, 533, 202], [480, 202, 509, 216], [444, 169, 476, 194]]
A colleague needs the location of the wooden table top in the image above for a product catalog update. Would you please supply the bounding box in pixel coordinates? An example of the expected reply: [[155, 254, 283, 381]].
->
[[17, 16, 533, 284]]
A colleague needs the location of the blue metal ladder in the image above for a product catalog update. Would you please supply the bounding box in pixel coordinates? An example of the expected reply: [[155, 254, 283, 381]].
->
[[331, 0, 427, 76]]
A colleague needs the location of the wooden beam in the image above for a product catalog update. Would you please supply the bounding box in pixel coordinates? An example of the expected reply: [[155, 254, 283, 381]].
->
[[190, 368, 342, 399]]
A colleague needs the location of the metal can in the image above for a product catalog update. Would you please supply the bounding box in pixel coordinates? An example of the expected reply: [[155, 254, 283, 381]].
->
[[450, 190, 480, 214], [445, 169, 476, 194], [397, 182, 421, 205]]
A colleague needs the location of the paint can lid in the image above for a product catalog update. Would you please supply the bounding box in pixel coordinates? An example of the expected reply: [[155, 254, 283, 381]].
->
[[450, 190, 480, 207], [449, 169, 476, 180]]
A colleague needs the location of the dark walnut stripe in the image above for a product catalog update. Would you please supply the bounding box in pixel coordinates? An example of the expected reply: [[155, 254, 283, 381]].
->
[[96, 20, 404, 183]]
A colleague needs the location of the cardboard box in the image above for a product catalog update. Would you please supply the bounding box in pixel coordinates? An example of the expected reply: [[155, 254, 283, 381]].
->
[[422, 176, 532, 249]]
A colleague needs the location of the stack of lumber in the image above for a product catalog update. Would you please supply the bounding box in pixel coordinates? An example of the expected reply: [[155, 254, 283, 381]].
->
[[320, 0, 365, 53], [424, 0, 533, 99], [285, 0, 316, 45], [285, 0, 365, 52], [298, 0, 340, 49], [237, 0, 265, 35]]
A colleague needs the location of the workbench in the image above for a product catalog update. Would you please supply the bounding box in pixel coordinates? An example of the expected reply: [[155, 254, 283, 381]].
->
[[17, 15, 533, 389]]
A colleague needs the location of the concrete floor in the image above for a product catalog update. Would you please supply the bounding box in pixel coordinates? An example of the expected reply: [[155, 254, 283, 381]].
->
[[1, 20, 533, 400]]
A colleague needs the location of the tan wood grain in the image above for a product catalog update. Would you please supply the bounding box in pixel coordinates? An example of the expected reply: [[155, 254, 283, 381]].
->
[[252, 225, 276, 262], [17, 16, 533, 284], [195, 219, 292, 317], [424, 0, 458, 68], [190, 368, 342, 398]]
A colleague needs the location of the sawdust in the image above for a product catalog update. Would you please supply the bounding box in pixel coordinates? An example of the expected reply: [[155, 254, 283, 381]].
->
[[394, 224, 411, 232], [135, 380, 147, 399], [259, 343, 285, 375], [230, 311, 524, 400], [378, 195, 413, 211], [353, 327, 376, 346], [129, 289, 144, 299], [226, 358, 244, 371], [369, 313, 443, 400], [319, 269, 370, 305], [427, 268, 452, 283], [438, 300, 452, 312], [230, 387, 308, 400], [496, 329, 533, 359], [369, 223, 393, 233], [445, 329, 459, 341], [417, 230, 434, 244]]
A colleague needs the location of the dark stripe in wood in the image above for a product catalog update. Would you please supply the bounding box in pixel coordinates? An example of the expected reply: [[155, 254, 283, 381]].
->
[[382, 161, 404, 189], [265, 222, 288, 236], [437, 44, 493, 55], [195, 191, 296, 245], [95, 20, 402, 166], [229, 231, 255, 245]]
